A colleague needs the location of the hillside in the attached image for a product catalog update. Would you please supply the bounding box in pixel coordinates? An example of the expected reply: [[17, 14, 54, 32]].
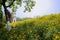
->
[[11, 13, 60, 28], [0, 14, 60, 40], [11, 13, 60, 40]]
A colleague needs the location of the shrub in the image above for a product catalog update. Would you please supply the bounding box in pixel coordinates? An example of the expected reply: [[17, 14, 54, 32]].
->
[[0, 14, 60, 40]]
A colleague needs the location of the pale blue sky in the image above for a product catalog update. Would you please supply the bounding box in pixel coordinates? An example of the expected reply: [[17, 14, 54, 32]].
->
[[16, 0, 60, 18]]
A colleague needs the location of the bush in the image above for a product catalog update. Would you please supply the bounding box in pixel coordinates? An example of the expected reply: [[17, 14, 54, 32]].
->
[[0, 14, 60, 40]]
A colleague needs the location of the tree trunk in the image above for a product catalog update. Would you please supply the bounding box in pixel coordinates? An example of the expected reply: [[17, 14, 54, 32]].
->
[[2, 1, 12, 31], [3, 4, 12, 23]]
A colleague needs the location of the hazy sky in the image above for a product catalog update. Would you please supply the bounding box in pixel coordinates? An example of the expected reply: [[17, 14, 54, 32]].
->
[[15, 0, 60, 18]]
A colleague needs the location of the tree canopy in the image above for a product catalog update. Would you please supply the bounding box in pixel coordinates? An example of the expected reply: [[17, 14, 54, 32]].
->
[[0, 0, 35, 22]]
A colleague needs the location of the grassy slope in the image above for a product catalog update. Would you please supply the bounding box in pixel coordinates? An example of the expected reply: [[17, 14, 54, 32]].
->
[[11, 13, 60, 27], [11, 14, 60, 40], [11, 13, 60, 32]]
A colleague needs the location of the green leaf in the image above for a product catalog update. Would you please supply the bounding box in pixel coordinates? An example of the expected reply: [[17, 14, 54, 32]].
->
[[0, 0, 2, 3]]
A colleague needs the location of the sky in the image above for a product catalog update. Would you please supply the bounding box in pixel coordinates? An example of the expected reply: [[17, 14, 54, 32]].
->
[[15, 0, 60, 18]]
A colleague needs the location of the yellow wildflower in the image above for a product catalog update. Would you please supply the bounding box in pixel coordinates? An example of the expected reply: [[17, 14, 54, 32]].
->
[[28, 29, 32, 34], [55, 35, 59, 39]]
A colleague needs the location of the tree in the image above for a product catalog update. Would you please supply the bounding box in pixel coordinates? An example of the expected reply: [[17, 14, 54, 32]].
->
[[0, 0, 35, 30], [0, 0, 35, 22]]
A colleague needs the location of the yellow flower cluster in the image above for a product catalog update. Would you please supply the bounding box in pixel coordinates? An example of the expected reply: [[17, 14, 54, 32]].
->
[[9, 13, 60, 40]]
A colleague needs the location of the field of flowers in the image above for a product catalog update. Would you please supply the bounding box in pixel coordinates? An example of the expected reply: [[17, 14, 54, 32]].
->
[[0, 14, 60, 40]]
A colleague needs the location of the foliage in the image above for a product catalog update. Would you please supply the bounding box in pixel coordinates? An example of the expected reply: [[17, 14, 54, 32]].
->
[[0, 13, 60, 40], [0, 0, 35, 23], [5, 0, 35, 13], [0, 4, 5, 28]]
